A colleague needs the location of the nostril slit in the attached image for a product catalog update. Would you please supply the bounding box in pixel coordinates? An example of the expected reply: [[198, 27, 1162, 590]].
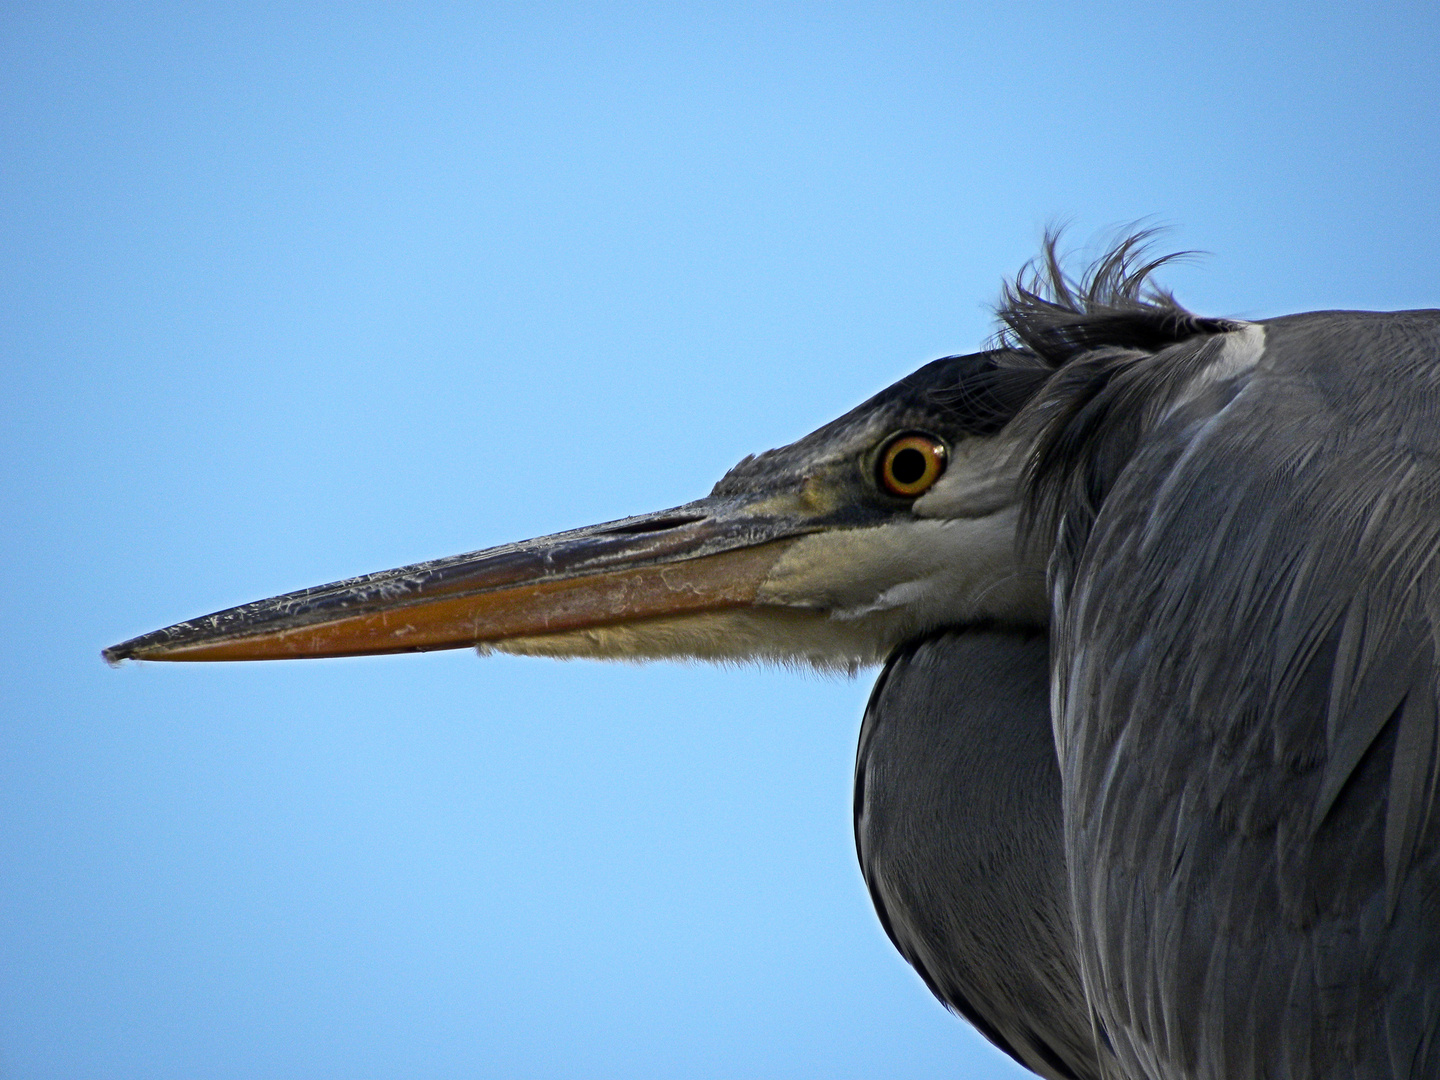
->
[[597, 514, 708, 536]]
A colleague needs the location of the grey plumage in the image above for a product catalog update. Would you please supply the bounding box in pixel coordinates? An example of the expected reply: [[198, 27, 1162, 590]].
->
[[856, 628, 1100, 1080], [1010, 252, 1440, 1078]]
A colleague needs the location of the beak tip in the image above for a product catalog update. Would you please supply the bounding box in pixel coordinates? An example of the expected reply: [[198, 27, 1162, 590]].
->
[[103, 638, 150, 666]]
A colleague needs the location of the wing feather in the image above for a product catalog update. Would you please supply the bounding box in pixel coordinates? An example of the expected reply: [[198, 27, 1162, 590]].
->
[[1024, 308, 1440, 1078]]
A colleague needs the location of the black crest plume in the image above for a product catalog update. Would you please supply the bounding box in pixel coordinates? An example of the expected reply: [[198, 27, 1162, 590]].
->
[[997, 228, 1237, 365]]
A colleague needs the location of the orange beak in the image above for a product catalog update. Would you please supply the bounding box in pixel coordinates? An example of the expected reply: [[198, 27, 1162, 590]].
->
[[103, 498, 824, 663]]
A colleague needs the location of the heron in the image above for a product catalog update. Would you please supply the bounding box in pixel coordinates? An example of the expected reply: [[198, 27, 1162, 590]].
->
[[105, 236, 1440, 1079]]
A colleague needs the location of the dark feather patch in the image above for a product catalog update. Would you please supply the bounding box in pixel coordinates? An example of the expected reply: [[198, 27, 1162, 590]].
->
[[925, 351, 1054, 436], [996, 229, 1239, 365]]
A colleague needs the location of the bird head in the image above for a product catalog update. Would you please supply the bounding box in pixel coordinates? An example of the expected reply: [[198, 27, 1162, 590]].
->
[[104, 350, 1050, 672]]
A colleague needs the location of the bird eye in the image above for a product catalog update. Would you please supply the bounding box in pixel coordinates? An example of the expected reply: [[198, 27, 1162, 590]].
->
[[878, 434, 947, 498]]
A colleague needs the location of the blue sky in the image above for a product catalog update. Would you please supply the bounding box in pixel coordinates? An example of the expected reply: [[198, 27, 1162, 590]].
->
[[3, 3, 1437, 1077]]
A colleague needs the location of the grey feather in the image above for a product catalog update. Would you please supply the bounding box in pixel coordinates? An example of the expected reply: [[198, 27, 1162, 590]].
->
[[855, 628, 1108, 1080], [1019, 303, 1440, 1078]]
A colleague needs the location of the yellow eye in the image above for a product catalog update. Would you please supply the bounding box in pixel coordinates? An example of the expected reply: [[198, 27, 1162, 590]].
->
[[879, 434, 947, 498]]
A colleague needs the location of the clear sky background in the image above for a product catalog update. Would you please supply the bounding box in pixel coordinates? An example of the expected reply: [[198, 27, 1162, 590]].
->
[[3, 3, 1437, 1078]]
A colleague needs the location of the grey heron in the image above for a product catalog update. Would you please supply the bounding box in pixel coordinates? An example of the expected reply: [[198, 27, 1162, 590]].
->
[[105, 236, 1440, 1079]]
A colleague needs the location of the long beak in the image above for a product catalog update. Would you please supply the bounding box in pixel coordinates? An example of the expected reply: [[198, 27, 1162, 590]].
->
[[103, 498, 825, 663]]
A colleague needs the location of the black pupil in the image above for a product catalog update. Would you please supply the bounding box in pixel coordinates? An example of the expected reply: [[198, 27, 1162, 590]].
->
[[890, 446, 928, 486]]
